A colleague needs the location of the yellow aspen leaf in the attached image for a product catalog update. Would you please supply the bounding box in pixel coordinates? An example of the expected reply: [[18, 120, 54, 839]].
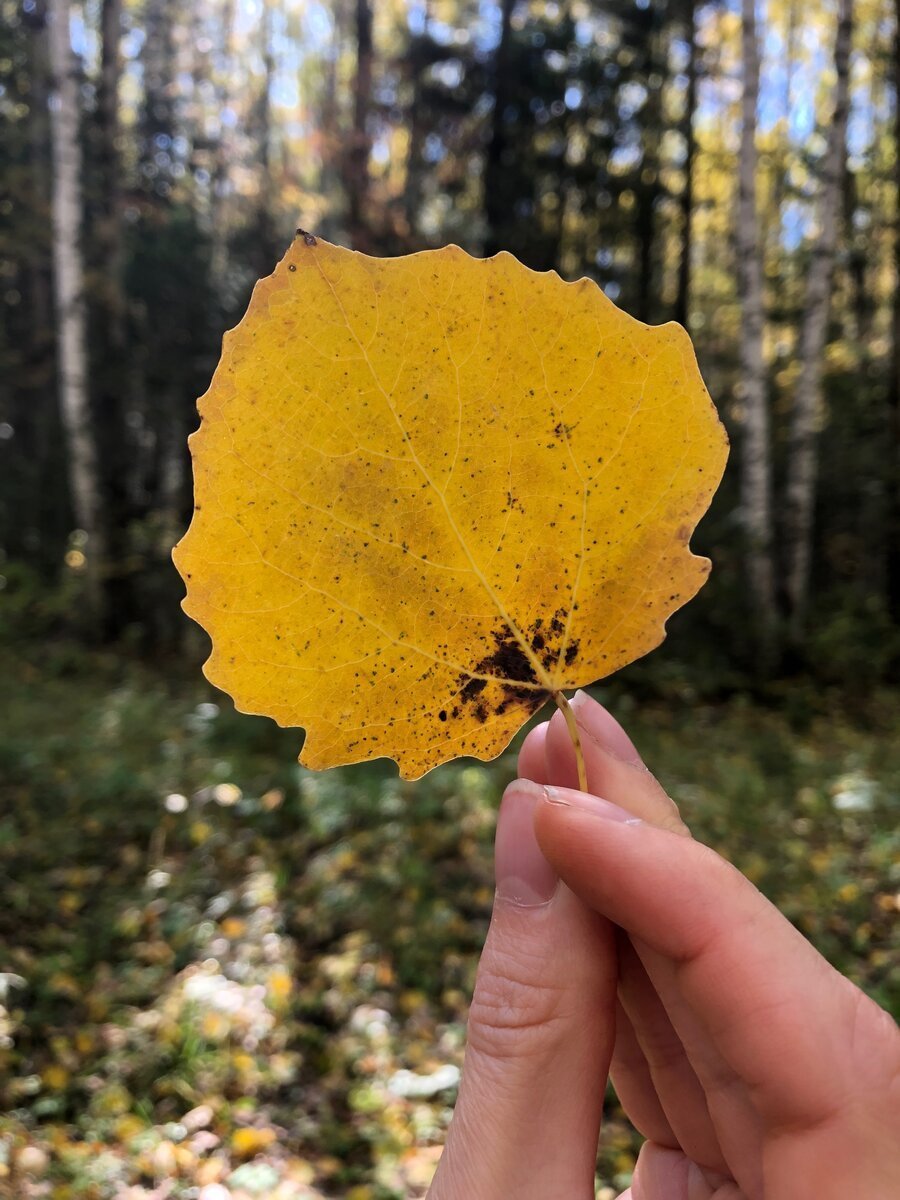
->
[[175, 237, 727, 779]]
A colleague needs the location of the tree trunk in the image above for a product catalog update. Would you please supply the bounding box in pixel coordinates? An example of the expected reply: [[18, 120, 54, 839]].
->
[[47, 0, 105, 623], [737, 0, 778, 658], [483, 0, 515, 258], [140, 0, 176, 196], [342, 0, 374, 251], [25, 1, 56, 473], [403, 1, 430, 246], [633, 6, 665, 323], [97, 0, 124, 346], [889, 0, 900, 620], [209, 0, 236, 291], [256, 0, 278, 274], [783, 0, 853, 636], [26, 0, 53, 369], [95, 0, 133, 635], [675, 0, 697, 330]]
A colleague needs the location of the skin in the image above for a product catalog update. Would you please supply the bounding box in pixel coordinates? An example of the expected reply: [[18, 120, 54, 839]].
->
[[427, 692, 900, 1200]]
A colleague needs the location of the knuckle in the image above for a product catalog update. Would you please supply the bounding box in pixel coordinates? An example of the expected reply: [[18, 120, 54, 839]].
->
[[466, 943, 573, 1063]]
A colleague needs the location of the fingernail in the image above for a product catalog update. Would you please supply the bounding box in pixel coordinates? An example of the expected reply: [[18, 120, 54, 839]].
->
[[545, 785, 642, 824], [495, 780, 559, 906]]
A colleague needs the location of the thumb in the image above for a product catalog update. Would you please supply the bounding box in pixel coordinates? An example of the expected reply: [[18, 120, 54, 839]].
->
[[429, 782, 617, 1200]]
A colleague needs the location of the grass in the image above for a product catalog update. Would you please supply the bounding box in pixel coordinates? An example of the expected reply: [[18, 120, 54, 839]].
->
[[0, 640, 898, 1198]]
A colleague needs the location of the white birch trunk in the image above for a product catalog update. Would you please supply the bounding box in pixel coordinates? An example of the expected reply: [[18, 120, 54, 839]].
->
[[48, 0, 105, 614], [784, 0, 853, 634], [738, 0, 778, 652]]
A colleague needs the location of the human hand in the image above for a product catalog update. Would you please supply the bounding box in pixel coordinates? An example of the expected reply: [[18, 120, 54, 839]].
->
[[427, 692, 900, 1200]]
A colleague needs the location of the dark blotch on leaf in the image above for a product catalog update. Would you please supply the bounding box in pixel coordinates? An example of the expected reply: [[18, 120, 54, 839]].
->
[[477, 627, 537, 683], [454, 605, 575, 724], [459, 677, 488, 703]]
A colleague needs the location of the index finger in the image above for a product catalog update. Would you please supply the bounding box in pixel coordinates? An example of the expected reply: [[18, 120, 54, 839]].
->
[[526, 781, 898, 1134]]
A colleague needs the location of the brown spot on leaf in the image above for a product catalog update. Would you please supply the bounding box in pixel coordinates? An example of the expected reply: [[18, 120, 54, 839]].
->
[[475, 627, 536, 683], [451, 606, 579, 721], [459, 676, 488, 703]]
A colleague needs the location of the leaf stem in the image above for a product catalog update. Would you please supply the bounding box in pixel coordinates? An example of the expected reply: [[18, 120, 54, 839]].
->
[[551, 690, 587, 793]]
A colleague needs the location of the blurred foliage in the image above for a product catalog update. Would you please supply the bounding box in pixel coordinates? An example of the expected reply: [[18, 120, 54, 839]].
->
[[0, 640, 897, 1197], [2, 0, 900, 1192]]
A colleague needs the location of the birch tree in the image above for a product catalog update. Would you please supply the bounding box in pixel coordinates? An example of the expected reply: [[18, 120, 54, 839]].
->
[[737, 0, 777, 650], [48, 0, 104, 619], [784, 0, 853, 635]]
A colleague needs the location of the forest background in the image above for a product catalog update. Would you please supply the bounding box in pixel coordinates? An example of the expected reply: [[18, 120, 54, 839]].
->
[[0, 0, 898, 1197]]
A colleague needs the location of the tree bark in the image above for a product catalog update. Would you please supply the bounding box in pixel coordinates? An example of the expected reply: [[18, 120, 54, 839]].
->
[[737, 0, 778, 656], [783, 0, 853, 637], [342, 0, 374, 251], [47, 0, 105, 622], [674, 0, 697, 330]]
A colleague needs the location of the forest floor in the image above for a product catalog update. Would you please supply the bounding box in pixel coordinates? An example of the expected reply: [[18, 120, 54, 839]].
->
[[1, 642, 898, 1200]]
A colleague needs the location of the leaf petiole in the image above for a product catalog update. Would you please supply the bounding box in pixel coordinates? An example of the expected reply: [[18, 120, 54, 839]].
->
[[551, 690, 588, 793]]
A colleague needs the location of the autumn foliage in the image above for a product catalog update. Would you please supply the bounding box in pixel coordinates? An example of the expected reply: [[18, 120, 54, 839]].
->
[[175, 239, 727, 776]]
